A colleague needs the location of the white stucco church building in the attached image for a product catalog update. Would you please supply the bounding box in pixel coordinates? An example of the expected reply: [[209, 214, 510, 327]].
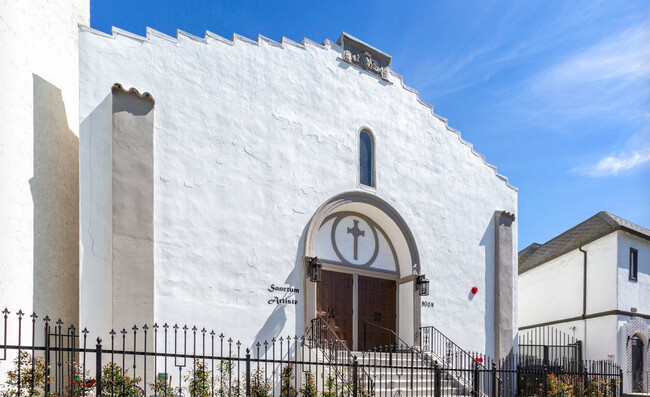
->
[[1, 0, 518, 360]]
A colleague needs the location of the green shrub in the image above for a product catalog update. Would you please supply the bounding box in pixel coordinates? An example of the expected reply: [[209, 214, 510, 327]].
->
[[1, 351, 53, 397], [100, 362, 142, 397], [184, 359, 213, 397], [280, 365, 297, 397], [147, 377, 180, 397], [216, 359, 242, 397], [299, 371, 318, 397], [249, 369, 271, 397]]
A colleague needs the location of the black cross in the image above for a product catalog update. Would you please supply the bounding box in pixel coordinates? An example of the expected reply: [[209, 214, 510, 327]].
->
[[347, 219, 365, 260]]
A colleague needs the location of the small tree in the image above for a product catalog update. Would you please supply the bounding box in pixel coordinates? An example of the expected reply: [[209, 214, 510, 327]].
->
[[249, 369, 271, 397], [64, 360, 95, 397], [100, 362, 142, 397], [216, 359, 241, 397], [321, 374, 339, 397], [279, 365, 297, 397], [184, 359, 213, 397], [546, 374, 573, 397], [2, 351, 53, 397], [299, 371, 317, 397], [148, 374, 180, 397]]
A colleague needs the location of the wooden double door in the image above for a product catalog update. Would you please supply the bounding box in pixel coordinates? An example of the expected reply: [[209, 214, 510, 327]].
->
[[316, 270, 396, 350]]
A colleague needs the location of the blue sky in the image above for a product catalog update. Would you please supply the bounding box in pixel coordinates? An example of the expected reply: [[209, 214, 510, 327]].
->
[[91, 0, 650, 249]]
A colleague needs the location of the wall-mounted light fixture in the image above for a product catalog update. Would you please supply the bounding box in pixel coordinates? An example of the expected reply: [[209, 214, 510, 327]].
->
[[415, 275, 429, 296], [306, 256, 322, 282]]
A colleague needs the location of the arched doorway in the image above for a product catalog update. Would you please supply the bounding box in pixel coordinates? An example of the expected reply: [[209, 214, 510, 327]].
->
[[303, 192, 421, 351], [632, 335, 645, 393], [624, 317, 650, 393]]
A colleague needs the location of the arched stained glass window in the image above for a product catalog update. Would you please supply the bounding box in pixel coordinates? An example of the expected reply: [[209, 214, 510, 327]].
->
[[360, 130, 374, 187]]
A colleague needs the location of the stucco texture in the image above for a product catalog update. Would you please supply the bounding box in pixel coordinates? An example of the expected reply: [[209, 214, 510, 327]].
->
[[79, 28, 517, 354]]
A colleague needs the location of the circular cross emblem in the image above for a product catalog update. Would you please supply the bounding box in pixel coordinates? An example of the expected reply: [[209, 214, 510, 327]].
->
[[331, 215, 379, 266]]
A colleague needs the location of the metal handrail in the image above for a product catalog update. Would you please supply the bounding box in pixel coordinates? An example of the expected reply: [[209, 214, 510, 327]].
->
[[362, 320, 434, 365], [363, 321, 435, 363], [418, 325, 491, 370], [362, 320, 440, 392], [362, 320, 410, 352], [308, 317, 375, 393], [309, 317, 354, 361], [418, 325, 498, 396]]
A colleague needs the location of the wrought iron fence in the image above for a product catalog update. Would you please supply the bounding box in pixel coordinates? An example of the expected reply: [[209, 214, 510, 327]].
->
[[518, 326, 582, 365], [0, 308, 623, 397], [499, 354, 622, 397]]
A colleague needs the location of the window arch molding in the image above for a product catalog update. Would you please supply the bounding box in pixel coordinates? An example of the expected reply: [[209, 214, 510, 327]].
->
[[358, 127, 376, 188]]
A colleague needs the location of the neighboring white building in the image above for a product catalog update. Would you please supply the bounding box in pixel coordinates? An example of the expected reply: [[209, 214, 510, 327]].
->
[[519, 211, 650, 393], [0, 0, 518, 363]]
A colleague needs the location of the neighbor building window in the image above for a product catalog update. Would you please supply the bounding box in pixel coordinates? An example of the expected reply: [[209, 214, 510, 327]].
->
[[360, 130, 374, 187], [629, 248, 638, 281]]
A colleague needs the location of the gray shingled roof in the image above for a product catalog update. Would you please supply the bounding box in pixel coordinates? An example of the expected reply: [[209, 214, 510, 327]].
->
[[519, 211, 650, 274]]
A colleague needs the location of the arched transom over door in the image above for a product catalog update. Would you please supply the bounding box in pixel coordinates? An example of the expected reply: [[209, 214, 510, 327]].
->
[[314, 212, 398, 350], [303, 192, 420, 351]]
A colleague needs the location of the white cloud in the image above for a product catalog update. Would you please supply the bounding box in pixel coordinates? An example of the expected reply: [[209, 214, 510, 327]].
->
[[581, 147, 650, 177], [533, 26, 650, 89], [505, 23, 650, 127]]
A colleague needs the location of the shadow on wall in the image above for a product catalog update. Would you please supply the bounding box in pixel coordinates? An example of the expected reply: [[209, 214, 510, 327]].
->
[[250, 225, 307, 351], [30, 75, 79, 326], [480, 215, 496, 358]]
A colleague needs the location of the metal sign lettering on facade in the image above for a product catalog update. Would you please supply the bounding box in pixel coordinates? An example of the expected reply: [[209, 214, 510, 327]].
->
[[267, 284, 299, 305]]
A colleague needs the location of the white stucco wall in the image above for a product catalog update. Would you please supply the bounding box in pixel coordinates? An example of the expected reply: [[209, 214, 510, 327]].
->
[[0, 0, 89, 324], [79, 28, 517, 354], [586, 233, 619, 314], [585, 315, 618, 360], [519, 233, 619, 329], [519, 250, 584, 326], [617, 231, 650, 314]]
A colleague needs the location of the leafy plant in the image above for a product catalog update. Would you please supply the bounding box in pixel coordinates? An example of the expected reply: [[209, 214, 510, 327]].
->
[[184, 359, 213, 397], [148, 375, 180, 397], [279, 365, 297, 397], [320, 369, 373, 397], [1, 351, 53, 397], [249, 369, 271, 397], [546, 374, 573, 397], [100, 362, 142, 397], [64, 360, 95, 397], [216, 359, 241, 397], [299, 371, 318, 397], [322, 374, 340, 397]]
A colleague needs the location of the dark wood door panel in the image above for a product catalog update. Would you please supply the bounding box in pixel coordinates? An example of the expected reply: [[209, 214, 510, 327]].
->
[[316, 270, 353, 349], [359, 275, 396, 350]]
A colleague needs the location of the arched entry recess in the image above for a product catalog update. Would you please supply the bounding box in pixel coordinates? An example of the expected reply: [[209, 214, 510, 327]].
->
[[303, 192, 421, 351]]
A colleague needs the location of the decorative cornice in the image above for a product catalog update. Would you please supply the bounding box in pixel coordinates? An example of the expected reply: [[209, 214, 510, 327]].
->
[[341, 49, 391, 80], [79, 25, 517, 192], [338, 32, 391, 81], [111, 83, 155, 104], [501, 211, 516, 221]]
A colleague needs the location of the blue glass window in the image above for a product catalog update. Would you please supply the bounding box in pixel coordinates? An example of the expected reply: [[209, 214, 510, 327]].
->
[[360, 130, 374, 186]]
